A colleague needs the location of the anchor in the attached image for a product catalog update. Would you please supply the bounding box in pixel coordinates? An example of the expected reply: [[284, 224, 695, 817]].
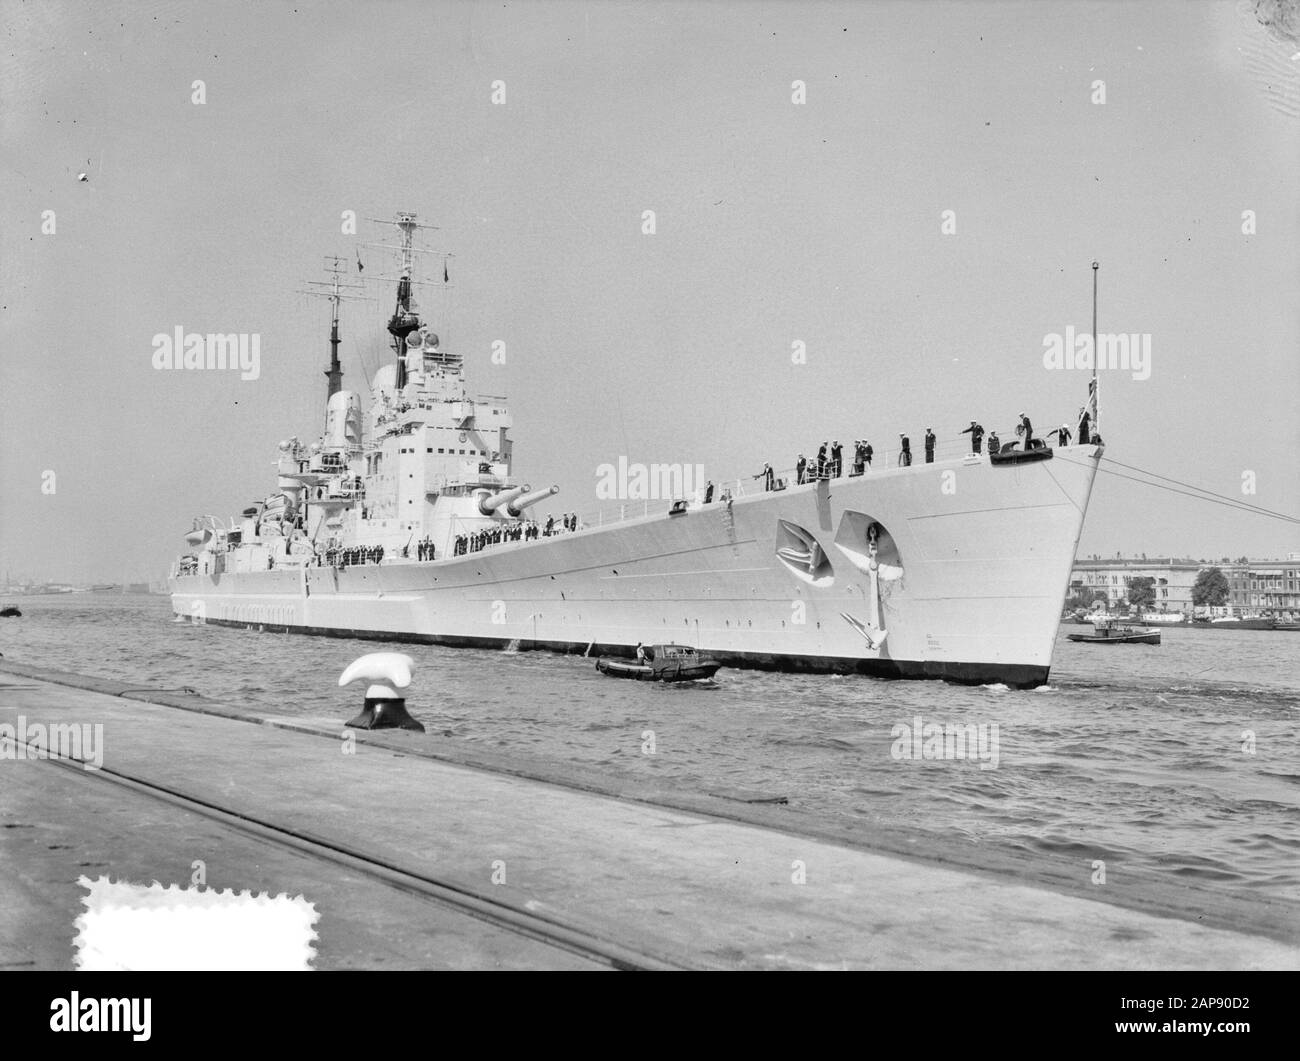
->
[[339, 652, 425, 731], [841, 527, 888, 650]]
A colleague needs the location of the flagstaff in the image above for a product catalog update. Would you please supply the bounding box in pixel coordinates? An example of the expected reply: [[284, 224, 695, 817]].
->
[[1092, 260, 1099, 438]]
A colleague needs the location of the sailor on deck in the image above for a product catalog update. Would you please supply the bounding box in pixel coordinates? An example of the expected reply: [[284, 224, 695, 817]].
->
[[1018, 412, 1035, 448]]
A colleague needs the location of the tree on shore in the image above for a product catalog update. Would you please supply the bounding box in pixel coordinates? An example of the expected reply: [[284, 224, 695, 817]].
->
[[1127, 576, 1156, 610], [1066, 587, 1108, 611], [1192, 567, 1230, 607]]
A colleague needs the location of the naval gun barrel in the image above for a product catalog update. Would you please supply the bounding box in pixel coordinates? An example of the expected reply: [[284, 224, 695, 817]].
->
[[506, 484, 559, 517], [477, 484, 529, 517]]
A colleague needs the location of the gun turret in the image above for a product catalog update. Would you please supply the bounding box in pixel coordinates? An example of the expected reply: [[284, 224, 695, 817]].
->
[[506, 484, 559, 517], [477, 484, 529, 517]]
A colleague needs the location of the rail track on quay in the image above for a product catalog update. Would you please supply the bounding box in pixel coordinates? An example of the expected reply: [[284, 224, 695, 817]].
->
[[7, 728, 686, 971]]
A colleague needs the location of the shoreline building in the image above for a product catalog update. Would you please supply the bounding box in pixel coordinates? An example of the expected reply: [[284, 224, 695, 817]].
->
[[1070, 554, 1300, 617], [1069, 557, 1201, 614], [1224, 556, 1300, 614]]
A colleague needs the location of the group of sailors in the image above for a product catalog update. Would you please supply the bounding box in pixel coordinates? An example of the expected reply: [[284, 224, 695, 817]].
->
[[789, 439, 882, 483], [756, 408, 1099, 487], [414, 538, 437, 561], [320, 545, 384, 568], [957, 409, 1093, 457], [452, 513, 581, 556], [793, 439, 879, 484], [550, 512, 580, 535], [455, 522, 528, 555]]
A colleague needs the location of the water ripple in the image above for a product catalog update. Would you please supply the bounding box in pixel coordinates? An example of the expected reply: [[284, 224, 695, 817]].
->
[[3, 595, 1298, 901]]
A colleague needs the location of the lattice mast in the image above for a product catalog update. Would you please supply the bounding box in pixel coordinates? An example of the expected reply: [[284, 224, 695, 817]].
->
[[301, 256, 368, 418]]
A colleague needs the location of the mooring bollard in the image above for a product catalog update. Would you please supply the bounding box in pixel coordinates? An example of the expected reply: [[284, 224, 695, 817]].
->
[[339, 652, 425, 732]]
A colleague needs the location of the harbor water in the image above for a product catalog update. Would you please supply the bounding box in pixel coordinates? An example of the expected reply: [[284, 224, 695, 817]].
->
[[3, 594, 1297, 902]]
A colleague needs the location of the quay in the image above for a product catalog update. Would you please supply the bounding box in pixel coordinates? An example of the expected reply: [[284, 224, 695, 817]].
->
[[1, 661, 1295, 970]]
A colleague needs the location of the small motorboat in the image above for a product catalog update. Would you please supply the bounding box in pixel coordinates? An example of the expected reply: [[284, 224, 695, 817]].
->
[[596, 643, 722, 682], [0, 606, 21, 618], [1067, 619, 1160, 645]]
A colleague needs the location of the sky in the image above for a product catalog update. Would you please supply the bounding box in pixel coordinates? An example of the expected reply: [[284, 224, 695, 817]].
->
[[2, 0, 1298, 583]]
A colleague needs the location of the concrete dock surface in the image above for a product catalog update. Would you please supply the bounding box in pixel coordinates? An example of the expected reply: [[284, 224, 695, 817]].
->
[[1, 663, 1296, 970]]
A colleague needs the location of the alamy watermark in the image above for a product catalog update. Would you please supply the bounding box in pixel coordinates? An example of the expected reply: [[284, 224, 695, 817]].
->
[[0, 716, 104, 770], [595, 458, 706, 501], [50, 993, 150, 1041], [890, 714, 999, 770], [1042, 326, 1150, 381], [151, 327, 261, 380]]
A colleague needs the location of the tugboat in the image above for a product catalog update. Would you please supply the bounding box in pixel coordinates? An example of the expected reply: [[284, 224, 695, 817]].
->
[[596, 644, 722, 682], [1067, 618, 1160, 645]]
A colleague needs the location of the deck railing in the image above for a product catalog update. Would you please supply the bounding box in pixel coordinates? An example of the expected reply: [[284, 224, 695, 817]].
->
[[456, 427, 1077, 548], [304, 425, 1080, 565]]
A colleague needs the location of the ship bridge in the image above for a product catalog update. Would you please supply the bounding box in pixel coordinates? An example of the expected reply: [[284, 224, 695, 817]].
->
[[331, 318, 522, 556], [177, 213, 557, 571]]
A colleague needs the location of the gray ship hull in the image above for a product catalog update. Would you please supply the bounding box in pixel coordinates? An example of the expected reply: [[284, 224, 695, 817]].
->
[[171, 445, 1102, 688]]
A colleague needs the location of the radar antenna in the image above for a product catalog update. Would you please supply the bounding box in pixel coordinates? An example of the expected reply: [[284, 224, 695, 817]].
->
[[362, 212, 456, 388]]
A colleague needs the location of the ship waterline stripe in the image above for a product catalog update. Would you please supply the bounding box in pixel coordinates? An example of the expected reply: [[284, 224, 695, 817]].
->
[[184, 615, 1052, 688], [192, 612, 1048, 645]]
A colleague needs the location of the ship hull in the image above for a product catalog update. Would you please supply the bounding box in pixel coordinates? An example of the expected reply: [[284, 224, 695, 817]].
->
[[170, 445, 1102, 689]]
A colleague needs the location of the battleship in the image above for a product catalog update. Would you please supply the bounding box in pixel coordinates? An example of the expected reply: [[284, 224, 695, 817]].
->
[[170, 213, 1103, 688]]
